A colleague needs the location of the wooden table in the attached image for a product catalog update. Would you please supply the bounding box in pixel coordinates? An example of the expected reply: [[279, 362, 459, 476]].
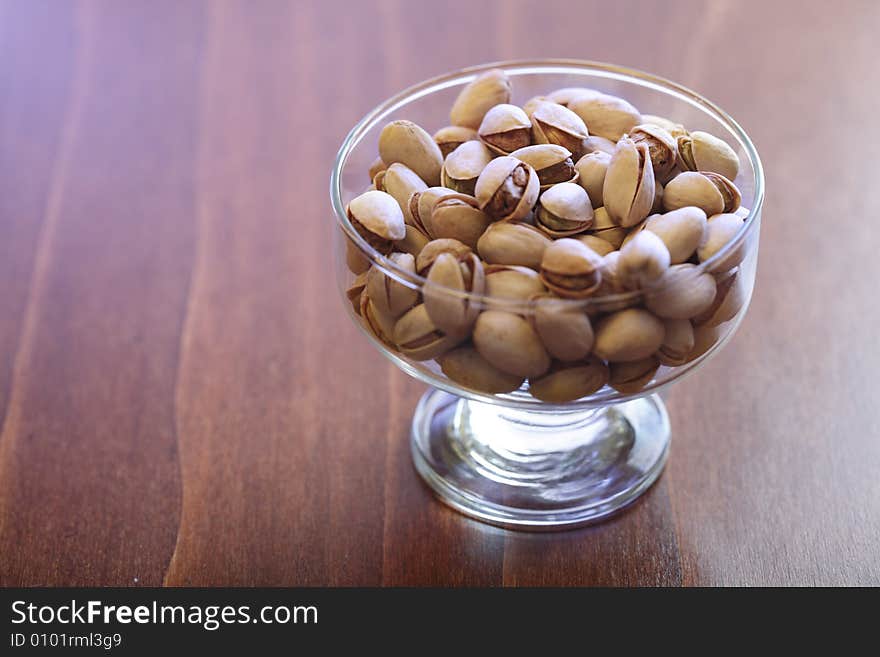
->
[[1, 0, 878, 587]]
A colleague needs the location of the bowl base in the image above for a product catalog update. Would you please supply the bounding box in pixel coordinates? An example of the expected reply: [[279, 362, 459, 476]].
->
[[411, 389, 670, 531]]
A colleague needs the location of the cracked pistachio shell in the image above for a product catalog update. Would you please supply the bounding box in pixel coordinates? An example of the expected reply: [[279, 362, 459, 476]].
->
[[366, 252, 419, 318], [478, 104, 532, 154], [697, 212, 746, 271], [477, 221, 551, 269], [539, 238, 603, 299], [368, 157, 387, 181], [438, 346, 524, 394], [568, 92, 641, 141], [684, 323, 721, 363], [608, 356, 660, 394], [536, 182, 594, 237], [485, 265, 546, 305], [379, 163, 428, 223], [429, 195, 491, 250], [593, 308, 665, 362], [347, 190, 406, 254], [473, 310, 551, 379], [394, 223, 430, 258], [645, 206, 708, 264], [587, 206, 628, 249], [642, 114, 687, 138], [692, 270, 747, 327], [433, 125, 479, 158], [415, 238, 472, 276], [509, 144, 577, 188], [360, 291, 397, 345], [657, 318, 695, 366], [630, 123, 678, 178], [603, 136, 656, 228], [617, 230, 671, 290], [663, 171, 740, 215], [346, 271, 369, 316], [531, 101, 590, 157], [532, 295, 594, 362], [410, 186, 458, 235], [450, 69, 512, 129], [575, 234, 615, 257], [393, 304, 463, 361], [474, 156, 540, 222], [574, 150, 611, 208], [677, 131, 739, 181], [423, 252, 485, 336], [441, 141, 493, 195], [645, 263, 716, 319], [528, 357, 608, 403], [378, 120, 443, 186]]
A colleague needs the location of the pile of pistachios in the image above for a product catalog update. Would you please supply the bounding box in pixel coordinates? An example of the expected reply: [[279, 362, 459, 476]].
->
[[344, 69, 751, 402]]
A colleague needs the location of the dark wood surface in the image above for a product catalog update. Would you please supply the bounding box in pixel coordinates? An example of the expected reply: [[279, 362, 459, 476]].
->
[[1, 0, 878, 586]]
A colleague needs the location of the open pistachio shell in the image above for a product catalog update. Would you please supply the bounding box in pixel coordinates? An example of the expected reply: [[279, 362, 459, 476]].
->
[[347, 189, 407, 255], [677, 130, 740, 181], [663, 171, 740, 215], [539, 238, 603, 298], [630, 123, 678, 178], [438, 346, 525, 394], [473, 310, 551, 379], [379, 163, 428, 223], [531, 101, 590, 158], [477, 220, 551, 269], [642, 114, 687, 138], [645, 206, 708, 264], [608, 357, 660, 394], [366, 252, 419, 319], [593, 308, 665, 362], [574, 150, 611, 208], [441, 140, 493, 196], [393, 223, 430, 259], [346, 271, 369, 316], [474, 156, 540, 222], [528, 357, 608, 403], [617, 230, 671, 290], [644, 263, 716, 319], [368, 157, 387, 181], [433, 125, 479, 158], [697, 212, 746, 272], [360, 291, 398, 346], [692, 270, 747, 327], [532, 295, 594, 362], [477, 103, 532, 155], [509, 144, 578, 188], [484, 265, 546, 305], [450, 69, 512, 130], [587, 206, 628, 249], [567, 92, 641, 141], [429, 195, 491, 250], [657, 318, 695, 366], [423, 252, 485, 337], [415, 238, 472, 276], [412, 186, 458, 236], [378, 120, 444, 187], [535, 182, 594, 237], [392, 304, 463, 361], [603, 136, 655, 228], [684, 323, 722, 363]]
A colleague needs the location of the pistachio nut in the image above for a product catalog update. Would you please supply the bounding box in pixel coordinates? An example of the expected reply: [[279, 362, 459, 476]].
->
[[587, 206, 628, 249], [360, 291, 397, 346], [378, 163, 428, 223], [365, 252, 419, 318], [644, 206, 708, 264], [528, 357, 609, 403], [581, 135, 617, 156], [423, 252, 485, 336], [617, 230, 671, 290], [347, 189, 407, 255], [575, 234, 615, 257], [415, 238, 472, 276], [630, 123, 678, 178], [438, 346, 525, 394], [603, 135, 655, 227], [477, 103, 532, 155], [593, 308, 665, 362], [692, 270, 747, 327], [474, 156, 540, 222], [539, 238, 603, 299], [429, 194, 491, 250], [450, 68, 512, 130], [567, 92, 641, 141], [484, 265, 546, 305], [378, 120, 444, 186], [535, 182, 594, 238], [608, 357, 660, 394], [473, 310, 551, 379], [346, 271, 369, 316], [641, 114, 687, 138], [677, 130, 740, 181], [368, 157, 387, 181], [684, 323, 721, 364], [433, 125, 479, 158], [657, 318, 695, 366], [532, 295, 594, 362], [393, 304, 463, 361], [393, 223, 430, 258], [441, 140, 493, 196], [416, 238, 472, 275], [697, 212, 745, 271], [477, 221, 551, 269], [663, 171, 740, 215], [509, 144, 577, 188], [574, 150, 611, 208], [531, 101, 590, 158], [644, 263, 717, 319]]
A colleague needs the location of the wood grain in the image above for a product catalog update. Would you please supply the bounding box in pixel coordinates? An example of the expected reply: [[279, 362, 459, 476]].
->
[[0, 0, 878, 586]]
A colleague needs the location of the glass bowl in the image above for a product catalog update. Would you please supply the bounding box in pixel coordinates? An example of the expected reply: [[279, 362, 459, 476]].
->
[[330, 59, 763, 530]]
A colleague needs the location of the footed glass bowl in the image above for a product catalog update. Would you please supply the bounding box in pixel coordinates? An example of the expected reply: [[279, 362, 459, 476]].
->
[[331, 60, 764, 530]]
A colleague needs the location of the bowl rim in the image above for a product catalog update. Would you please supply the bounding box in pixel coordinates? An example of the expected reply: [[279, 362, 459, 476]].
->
[[330, 58, 764, 306]]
